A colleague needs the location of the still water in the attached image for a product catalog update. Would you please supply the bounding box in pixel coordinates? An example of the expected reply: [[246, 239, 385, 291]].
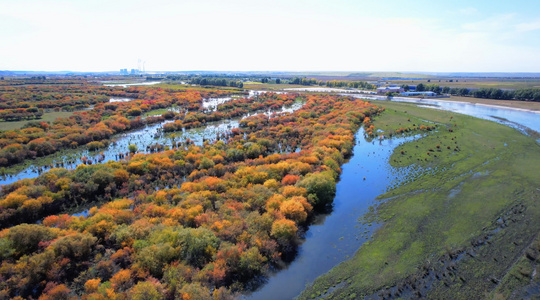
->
[[0, 97, 303, 186]]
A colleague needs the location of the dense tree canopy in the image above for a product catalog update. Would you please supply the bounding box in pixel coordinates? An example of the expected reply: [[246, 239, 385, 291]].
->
[[415, 83, 540, 101]]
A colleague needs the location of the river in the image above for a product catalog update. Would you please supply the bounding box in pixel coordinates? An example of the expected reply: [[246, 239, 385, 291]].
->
[[241, 94, 540, 299], [242, 129, 419, 299], [351, 95, 540, 134]]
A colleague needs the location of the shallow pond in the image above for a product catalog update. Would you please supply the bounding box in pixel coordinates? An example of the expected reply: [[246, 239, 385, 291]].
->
[[202, 96, 243, 111], [242, 129, 418, 300]]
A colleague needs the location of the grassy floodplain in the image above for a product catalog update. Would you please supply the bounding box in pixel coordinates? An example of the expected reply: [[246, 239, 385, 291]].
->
[[0, 111, 75, 131], [299, 100, 540, 299]]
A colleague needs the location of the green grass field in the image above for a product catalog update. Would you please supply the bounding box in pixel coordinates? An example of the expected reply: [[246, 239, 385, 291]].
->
[[0, 111, 74, 131], [299, 101, 540, 299]]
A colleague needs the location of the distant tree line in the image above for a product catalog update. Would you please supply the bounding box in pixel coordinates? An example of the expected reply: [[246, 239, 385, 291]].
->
[[466, 87, 540, 101], [289, 77, 375, 89], [401, 83, 540, 101], [145, 76, 164, 81], [290, 77, 318, 85], [166, 75, 374, 89], [190, 77, 243, 88], [165, 75, 243, 88], [326, 80, 374, 89], [448, 87, 540, 101]]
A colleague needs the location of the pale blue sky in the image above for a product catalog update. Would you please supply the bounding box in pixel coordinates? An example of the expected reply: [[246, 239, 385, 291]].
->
[[1, 0, 539, 72]]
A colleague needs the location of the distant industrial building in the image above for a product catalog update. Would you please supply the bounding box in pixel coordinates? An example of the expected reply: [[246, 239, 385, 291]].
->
[[377, 86, 405, 94], [120, 69, 128, 75]]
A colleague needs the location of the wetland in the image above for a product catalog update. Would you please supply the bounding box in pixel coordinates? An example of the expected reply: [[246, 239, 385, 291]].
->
[[299, 100, 540, 299], [1, 80, 539, 299]]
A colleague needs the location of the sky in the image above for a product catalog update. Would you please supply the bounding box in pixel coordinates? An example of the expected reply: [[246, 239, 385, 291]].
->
[[1, 0, 540, 72]]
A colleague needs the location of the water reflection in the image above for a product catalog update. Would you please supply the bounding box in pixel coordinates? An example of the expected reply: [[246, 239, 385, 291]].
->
[[242, 129, 419, 300], [0, 100, 304, 187]]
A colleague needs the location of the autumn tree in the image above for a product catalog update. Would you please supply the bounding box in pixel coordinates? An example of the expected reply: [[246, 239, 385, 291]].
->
[[296, 172, 336, 209]]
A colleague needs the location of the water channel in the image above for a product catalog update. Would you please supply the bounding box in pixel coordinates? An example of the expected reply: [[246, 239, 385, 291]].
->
[[0, 93, 299, 187], [242, 129, 418, 300], [242, 94, 540, 299], [352, 94, 540, 133]]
